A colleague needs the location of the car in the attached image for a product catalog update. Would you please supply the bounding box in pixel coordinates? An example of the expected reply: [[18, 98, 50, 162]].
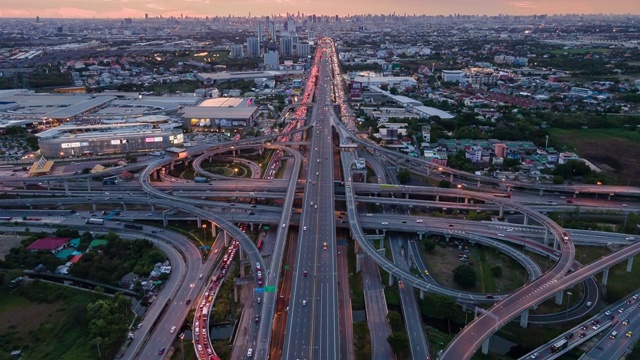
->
[[627, 331, 633, 337], [623, 319, 629, 325], [310, 201, 314, 206], [619, 308, 625, 313], [303, 270, 308, 277], [314, 205, 318, 209], [312, 181, 316, 185], [565, 332, 574, 339], [158, 347, 166, 355], [199, 274, 203, 279], [586, 301, 593, 307], [530, 353, 539, 359], [303, 226, 307, 231], [424, 270, 429, 276], [593, 324, 601, 330], [605, 310, 612, 316], [381, 222, 388, 225], [622, 204, 629, 207], [137, 323, 143, 329], [257, 297, 261, 304], [566, 199, 573, 203], [448, 224, 454, 227], [186, 299, 191, 305], [401, 221, 407, 224], [302, 300, 307, 306], [282, 223, 286, 228], [323, 242, 328, 250], [170, 325, 177, 333], [579, 332, 586, 338], [146, 213, 152, 216], [247, 348, 253, 357], [486, 295, 495, 299], [497, 233, 505, 237], [592, 319, 600, 325], [254, 316, 260, 323]]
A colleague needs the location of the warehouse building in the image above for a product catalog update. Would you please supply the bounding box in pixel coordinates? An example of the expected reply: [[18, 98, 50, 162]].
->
[[180, 97, 259, 131]]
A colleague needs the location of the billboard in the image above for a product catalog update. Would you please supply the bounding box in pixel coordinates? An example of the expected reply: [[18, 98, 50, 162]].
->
[[350, 81, 363, 100]]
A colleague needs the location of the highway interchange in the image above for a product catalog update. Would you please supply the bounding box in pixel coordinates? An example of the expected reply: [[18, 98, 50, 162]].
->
[[2, 37, 640, 360]]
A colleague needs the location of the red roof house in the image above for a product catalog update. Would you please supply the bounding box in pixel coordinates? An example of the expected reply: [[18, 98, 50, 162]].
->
[[26, 237, 71, 253]]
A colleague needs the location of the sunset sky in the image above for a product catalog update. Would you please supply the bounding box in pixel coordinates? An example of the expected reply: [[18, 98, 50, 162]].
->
[[0, 0, 637, 19]]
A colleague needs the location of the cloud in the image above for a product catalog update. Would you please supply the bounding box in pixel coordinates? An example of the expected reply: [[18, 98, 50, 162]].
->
[[145, 3, 165, 10], [507, 1, 538, 9]]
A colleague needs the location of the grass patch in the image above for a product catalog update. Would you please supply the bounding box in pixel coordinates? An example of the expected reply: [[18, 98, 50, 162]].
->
[[549, 128, 640, 185], [209, 262, 241, 324], [0, 281, 119, 360], [347, 239, 365, 311], [353, 321, 372, 360]]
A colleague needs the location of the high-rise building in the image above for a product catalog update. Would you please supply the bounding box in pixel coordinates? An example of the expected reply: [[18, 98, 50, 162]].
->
[[287, 18, 295, 33], [247, 37, 260, 57], [307, 31, 315, 41], [269, 23, 277, 40], [297, 42, 311, 57], [279, 37, 293, 56], [230, 44, 244, 59], [257, 25, 262, 42], [263, 43, 279, 70], [36, 16, 40, 23], [494, 143, 507, 158], [145, 13, 149, 20]]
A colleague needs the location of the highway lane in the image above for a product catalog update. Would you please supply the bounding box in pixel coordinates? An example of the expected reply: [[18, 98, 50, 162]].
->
[[361, 256, 395, 358], [284, 43, 339, 360]]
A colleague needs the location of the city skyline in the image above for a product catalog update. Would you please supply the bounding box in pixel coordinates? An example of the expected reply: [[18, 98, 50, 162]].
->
[[0, 0, 638, 19]]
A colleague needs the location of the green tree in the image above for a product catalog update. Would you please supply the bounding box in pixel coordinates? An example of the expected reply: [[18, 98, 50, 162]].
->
[[423, 239, 436, 253], [453, 265, 477, 289], [397, 168, 411, 184], [387, 310, 403, 332], [439, 179, 451, 188], [434, 294, 458, 334], [553, 175, 565, 184], [387, 332, 409, 359]]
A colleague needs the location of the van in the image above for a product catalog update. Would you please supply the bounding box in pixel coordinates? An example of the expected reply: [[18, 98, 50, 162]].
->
[[247, 348, 253, 357], [416, 219, 424, 223], [381, 222, 389, 225], [610, 331, 618, 339]]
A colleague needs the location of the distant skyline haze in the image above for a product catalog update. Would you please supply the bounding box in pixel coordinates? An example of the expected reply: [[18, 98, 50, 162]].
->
[[0, 0, 638, 19]]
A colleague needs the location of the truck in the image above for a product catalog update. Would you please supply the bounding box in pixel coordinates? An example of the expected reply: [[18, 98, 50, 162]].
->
[[194, 177, 210, 184], [202, 306, 209, 316], [86, 218, 105, 225]]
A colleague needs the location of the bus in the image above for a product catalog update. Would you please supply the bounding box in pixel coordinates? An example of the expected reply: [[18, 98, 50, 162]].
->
[[103, 176, 119, 185], [550, 339, 568, 354], [124, 223, 143, 231], [86, 218, 105, 225], [493, 193, 512, 198], [194, 177, 210, 184], [256, 238, 263, 251], [0, 216, 13, 221]]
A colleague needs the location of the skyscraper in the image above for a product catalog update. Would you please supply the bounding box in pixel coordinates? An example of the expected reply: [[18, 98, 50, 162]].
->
[[279, 37, 293, 56], [230, 44, 244, 59], [247, 37, 260, 57]]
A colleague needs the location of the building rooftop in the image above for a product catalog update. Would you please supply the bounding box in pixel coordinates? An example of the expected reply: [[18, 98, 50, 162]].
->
[[26, 237, 71, 251]]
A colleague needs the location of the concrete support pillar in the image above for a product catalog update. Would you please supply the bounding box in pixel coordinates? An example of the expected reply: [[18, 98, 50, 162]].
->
[[87, 178, 91, 191], [239, 248, 245, 260], [122, 203, 127, 212], [435, 195, 440, 202], [544, 228, 549, 246], [395, 161, 399, 172], [405, 193, 409, 199], [507, 185, 511, 193], [464, 197, 469, 204], [46, 181, 51, 191], [420, 290, 424, 300], [539, 188, 544, 196], [170, 163, 174, 171], [482, 337, 490, 355], [224, 231, 229, 247], [555, 291, 563, 305], [608, 194, 612, 201], [234, 286, 239, 303], [354, 239, 359, 254], [573, 192, 578, 199], [499, 205, 504, 218], [240, 265, 245, 278], [64, 180, 69, 192], [602, 267, 610, 286], [259, 146, 263, 156], [150, 204, 155, 212], [388, 273, 394, 286], [152, 171, 158, 180], [445, 235, 451, 243], [523, 214, 529, 226], [553, 235, 558, 250], [162, 213, 168, 227], [232, 149, 236, 157], [211, 223, 217, 238], [59, 203, 65, 210], [23, 181, 27, 190], [197, 216, 202, 228], [92, 202, 96, 211], [627, 256, 634, 273], [477, 180, 481, 188], [418, 232, 423, 240], [520, 309, 529, 328], [356, 253, 366, 273]]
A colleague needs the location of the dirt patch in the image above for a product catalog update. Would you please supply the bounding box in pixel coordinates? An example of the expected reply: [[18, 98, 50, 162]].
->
[[0, 234, 25, 261], [422, 243, 463, 289], [0, 299, 63, 337]]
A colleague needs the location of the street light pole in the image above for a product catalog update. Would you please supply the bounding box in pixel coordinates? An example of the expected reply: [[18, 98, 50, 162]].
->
[[565, 291, 573, 323]]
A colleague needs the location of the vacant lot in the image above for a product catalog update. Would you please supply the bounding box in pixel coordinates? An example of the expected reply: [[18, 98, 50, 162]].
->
[[0, 235, 24, 260], [550, 128, 640, 186]]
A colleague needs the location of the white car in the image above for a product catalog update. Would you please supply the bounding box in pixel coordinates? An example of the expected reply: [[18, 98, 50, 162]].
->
[[170, 325, 176, 333], [302, 300, 307, 306], [303, 226, 307, 231]]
